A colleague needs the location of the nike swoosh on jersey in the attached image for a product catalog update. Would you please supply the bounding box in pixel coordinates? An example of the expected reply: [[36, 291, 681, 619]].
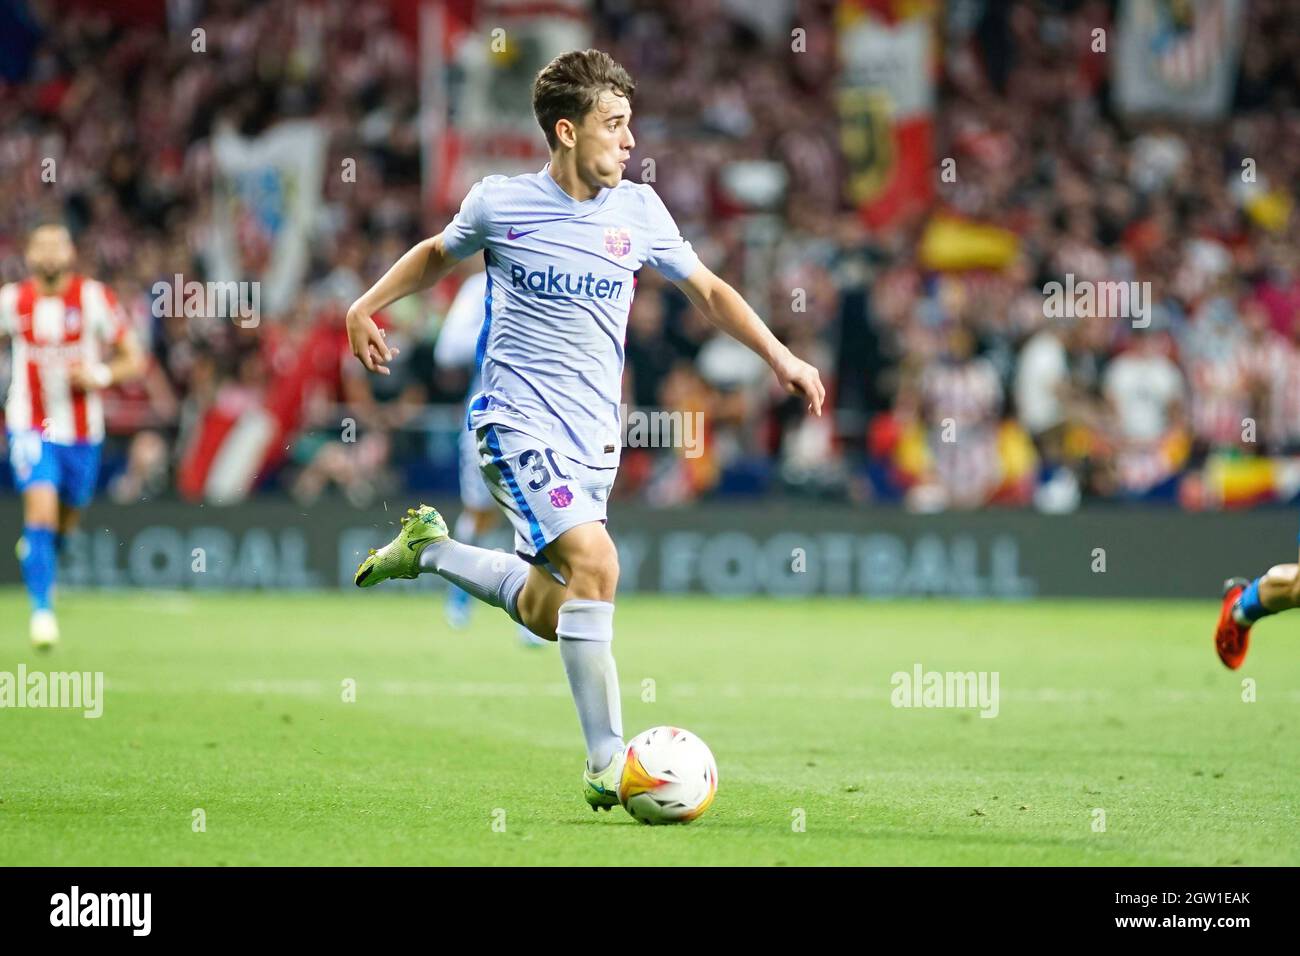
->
[[506, 226, 539, 240]]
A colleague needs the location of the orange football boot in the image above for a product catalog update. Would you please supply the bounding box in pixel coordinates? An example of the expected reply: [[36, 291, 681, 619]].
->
[[1214, 577, 1252, 670]]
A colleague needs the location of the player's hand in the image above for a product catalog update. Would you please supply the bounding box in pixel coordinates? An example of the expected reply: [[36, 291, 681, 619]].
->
[[772, 349, 825, 416], [346, 306, 400, 376], [67, 361, 112, 391]]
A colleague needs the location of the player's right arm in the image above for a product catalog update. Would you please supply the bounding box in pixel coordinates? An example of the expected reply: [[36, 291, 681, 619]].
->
[[347, 179, 493, 375], [346, 233, 462, 375]]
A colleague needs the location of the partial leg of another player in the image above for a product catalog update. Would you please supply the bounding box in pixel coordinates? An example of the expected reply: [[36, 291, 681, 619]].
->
[[443, 505, 548, 646], [17, 483, 60, 648], [444, 506, 500, 629], [1215, 550, 1300, 669]]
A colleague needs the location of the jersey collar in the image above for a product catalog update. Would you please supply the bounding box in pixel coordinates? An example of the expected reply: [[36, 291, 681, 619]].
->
[[540, 163, 612, 211]]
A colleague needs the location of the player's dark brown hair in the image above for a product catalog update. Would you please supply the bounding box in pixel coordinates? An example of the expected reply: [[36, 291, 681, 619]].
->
[[532, 49, 635, 150]]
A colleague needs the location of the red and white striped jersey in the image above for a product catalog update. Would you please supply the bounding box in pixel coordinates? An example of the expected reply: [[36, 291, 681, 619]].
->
[[0, 275, 127, 444]]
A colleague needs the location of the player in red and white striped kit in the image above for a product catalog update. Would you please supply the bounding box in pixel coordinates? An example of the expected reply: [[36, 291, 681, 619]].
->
[[0, 223, 145, 647]]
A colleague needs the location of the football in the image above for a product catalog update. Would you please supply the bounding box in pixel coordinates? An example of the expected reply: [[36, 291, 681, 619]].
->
[[618, 726, 719, 825]]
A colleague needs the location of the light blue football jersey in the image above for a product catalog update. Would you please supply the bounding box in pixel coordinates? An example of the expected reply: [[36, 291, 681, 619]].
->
[[441, 164, 700, 468]]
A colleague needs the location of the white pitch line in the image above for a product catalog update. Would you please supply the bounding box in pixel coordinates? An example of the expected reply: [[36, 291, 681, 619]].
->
[[92, 679, 1300, 704]]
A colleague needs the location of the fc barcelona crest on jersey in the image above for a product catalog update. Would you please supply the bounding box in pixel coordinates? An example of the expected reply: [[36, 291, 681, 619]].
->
[[603, 227, 632, 258]]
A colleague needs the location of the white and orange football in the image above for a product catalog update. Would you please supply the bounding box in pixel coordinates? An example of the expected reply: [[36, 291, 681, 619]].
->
[[618, 726, 718, 825]]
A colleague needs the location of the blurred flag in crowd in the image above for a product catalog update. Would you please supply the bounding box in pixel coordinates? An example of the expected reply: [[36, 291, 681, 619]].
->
[[1114, 0, 1245, 121], [837, 0, 935, 230]]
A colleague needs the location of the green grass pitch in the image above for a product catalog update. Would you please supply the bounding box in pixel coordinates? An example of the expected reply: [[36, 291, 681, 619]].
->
[[1, 589, 1296, 866]]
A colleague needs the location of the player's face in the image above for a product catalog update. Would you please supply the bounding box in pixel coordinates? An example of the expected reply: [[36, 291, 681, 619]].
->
[[26, 226, 75, 283], [574, 90, 634, 190]]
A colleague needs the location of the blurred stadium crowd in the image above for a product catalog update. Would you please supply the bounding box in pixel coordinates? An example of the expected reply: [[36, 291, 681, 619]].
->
[[2, 0, 1299, 511]]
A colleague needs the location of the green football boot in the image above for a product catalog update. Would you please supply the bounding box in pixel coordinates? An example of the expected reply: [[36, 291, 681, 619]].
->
[[583, 749, 626, 812], [354, 504, 448, 587]]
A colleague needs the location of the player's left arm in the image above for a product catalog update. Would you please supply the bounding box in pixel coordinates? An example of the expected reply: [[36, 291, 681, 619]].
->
[[68, 330, 147, 391], [68, 285, 147, 391], [672, 264, 825, 416]]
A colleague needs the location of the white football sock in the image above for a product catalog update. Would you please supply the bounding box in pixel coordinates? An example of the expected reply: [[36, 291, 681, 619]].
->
[[419, 539, 529, 624], [556, 599, 623, 771]]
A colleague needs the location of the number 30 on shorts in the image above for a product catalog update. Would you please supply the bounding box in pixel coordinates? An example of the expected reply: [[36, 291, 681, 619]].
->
[[518, 448, 572, 491]]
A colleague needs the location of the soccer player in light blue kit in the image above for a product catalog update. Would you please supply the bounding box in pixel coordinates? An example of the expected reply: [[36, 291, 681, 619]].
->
[[347, 50, 824, 809]]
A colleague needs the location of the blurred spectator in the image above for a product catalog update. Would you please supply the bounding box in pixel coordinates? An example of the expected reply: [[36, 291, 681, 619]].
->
[[902, 322, 1011, 510], [1103, 331, 1188, 497]]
